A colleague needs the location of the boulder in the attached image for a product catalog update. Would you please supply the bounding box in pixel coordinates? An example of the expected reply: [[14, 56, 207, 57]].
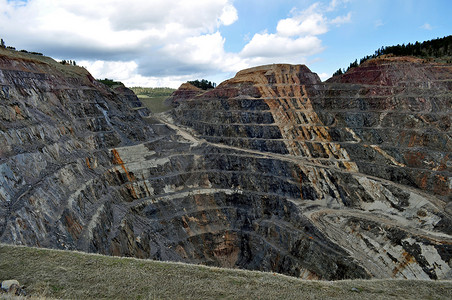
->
[[1, 280, 20, 291]]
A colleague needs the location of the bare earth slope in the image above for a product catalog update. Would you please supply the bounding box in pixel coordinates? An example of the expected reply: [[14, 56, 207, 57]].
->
[[0, 49, 451, 280]]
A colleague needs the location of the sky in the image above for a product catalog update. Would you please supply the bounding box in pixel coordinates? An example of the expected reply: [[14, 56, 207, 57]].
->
[[1, 0, 450, 87]]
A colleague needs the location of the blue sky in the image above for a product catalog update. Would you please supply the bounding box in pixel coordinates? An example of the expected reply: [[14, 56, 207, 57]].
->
[[1, 0, 450, 87], [221, 0, 451, 78]]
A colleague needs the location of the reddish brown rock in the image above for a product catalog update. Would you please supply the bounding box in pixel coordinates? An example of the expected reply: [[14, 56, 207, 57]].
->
[[165, 82, 204, 107]]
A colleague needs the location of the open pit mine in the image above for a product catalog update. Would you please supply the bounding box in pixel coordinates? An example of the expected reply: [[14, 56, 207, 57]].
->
[[0, 49, 451, 280]]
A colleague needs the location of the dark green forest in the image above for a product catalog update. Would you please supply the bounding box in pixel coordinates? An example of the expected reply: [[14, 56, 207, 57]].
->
[[187, 79, 216, 90], [333, 35, 452, 76]]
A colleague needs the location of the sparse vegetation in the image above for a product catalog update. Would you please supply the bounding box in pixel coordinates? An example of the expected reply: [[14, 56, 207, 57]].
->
[[0, 38, 43, 56], [333, 35, 452, 76], [187, 79, 216, 90], [0, 244, 451, 299]]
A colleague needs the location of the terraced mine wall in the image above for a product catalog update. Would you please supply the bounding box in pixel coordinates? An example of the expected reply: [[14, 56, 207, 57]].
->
[[0, 49, 451, 280]]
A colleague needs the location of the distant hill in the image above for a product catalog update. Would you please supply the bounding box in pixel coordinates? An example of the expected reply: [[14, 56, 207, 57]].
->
[[130, 87, 175, 97], [333, 35, 452, 76]]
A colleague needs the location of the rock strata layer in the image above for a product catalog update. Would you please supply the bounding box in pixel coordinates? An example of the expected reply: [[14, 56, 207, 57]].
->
[[0, 50, 451, 280]]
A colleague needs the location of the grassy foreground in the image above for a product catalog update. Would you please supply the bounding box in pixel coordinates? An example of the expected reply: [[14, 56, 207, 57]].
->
[[0, 244, 451, 299]]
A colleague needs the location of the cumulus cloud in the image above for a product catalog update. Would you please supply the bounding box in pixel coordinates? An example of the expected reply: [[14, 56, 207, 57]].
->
[[241, 34, 323, 58], [77, 60, 139, 81], [0, 0, 240, 86], [220, 4, 239, 26], [78, 59, 195, 87], [239, 1, 351, 67], [0, 0, 350, 87], [1, 0, 237, 50], [277, 13, 328, 36]]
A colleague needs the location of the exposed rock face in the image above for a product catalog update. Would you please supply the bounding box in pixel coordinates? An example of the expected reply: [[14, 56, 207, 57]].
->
[[164, 82, 203, 107], [167, 62, 452, 279], [0, 49, 451, 280]]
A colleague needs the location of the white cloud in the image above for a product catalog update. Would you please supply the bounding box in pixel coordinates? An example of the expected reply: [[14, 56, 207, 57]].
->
[[161, 31, 247, 73], [78, 59, 208, 88], [239, 2, 350, 67], [277, 13, 328, 36], [420, 23, 432, 30], [241, 33, 323, 58], [318, 72, 330, 81], [78, 60, 138, 81], [166, 32, 226, 65], [0, 0, 236, 51], [0, 0, 350, 87], [0, 0, 240, 86], [220, 4, 238, 26], [330, 12, 352, 26]]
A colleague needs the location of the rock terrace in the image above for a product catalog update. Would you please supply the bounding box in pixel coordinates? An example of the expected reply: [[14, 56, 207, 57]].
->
[[0, 50, 451, 280]]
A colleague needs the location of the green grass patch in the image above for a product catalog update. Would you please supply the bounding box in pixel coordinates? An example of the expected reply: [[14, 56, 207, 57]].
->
[[130, 87, 175, 98], [1, 244, 451, 299], [138, 95, 172, 113]]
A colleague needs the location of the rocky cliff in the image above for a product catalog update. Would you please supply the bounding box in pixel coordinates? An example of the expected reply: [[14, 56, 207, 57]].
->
[[0, 48, 451, 280]]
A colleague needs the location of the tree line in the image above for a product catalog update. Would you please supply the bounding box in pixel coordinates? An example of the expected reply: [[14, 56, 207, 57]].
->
[[333, 35, 452, 76], [60, 60, 77, 66], [187, 79, 216, 90]]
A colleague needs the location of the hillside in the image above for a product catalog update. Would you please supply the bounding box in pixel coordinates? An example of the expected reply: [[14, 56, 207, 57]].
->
[[0, 45, 451, 282], [1, 244, 451, 299]]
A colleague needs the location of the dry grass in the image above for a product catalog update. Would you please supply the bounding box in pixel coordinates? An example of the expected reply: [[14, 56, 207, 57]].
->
[[0, 244, 451, 299]]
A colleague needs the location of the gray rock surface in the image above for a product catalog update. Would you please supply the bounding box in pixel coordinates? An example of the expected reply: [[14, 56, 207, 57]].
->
[[0, 49, 451, 280]]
